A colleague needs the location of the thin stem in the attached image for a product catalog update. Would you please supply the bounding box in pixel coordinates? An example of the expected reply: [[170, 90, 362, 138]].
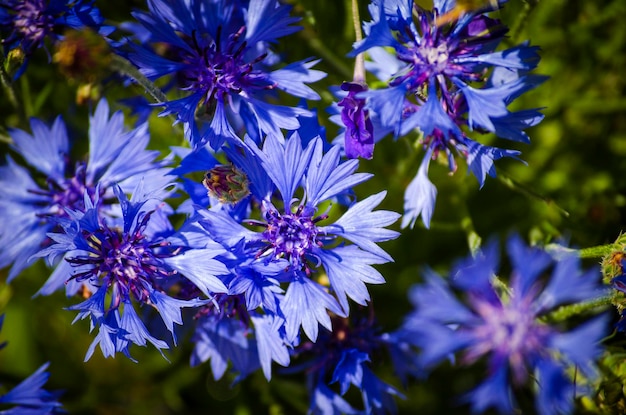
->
[[110, 54, 167, 103], [547, 294, 612, 322], [496, 172, 570, 218], [579, 244, 620, 260], [351, 0, 365, 82], [0, 51, 26, 128]]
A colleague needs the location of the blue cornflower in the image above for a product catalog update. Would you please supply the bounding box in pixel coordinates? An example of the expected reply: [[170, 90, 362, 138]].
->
[[124, 0, 326, 150], [289, 310, 403, 414], [197, 133, 401, 343], [395, 235, 607, 415], [351, 0, 546, 228], [0, 99, 172, 287], [0, 0, 109, 78], [35, 185, 230, 361], [0, 316, 65, 414]]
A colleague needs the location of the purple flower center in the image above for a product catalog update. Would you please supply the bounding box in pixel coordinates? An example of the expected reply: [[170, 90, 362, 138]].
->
[[182, 26, 271, 107], [67, 211, 175, 309], [13, 0, 54, 45], [417, 42, 449, 75], [30, 163, 99, 219], [469, 297, 550, 383], [261, 206, 321, 267]]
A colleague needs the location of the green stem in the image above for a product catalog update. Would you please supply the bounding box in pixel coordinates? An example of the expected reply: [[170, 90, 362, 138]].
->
[[110, 54, 167, 103], [0, 53, 26, 129], [547, 295, 612, 322], [578, 244, 620, 259], [350, 0, 365, 82], [496, 172, 570, 218]]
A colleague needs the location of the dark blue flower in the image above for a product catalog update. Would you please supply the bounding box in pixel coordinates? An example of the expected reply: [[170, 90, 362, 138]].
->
[[290, 310, 404, 414], [395, 235, 608, 415], [190, 293, 290, 381], [0, 99, 173, 287], [36, 186, 229, 361], [352, 0, 546, 228], [124, 0, 326, 150], [197, 133, 400, 342]]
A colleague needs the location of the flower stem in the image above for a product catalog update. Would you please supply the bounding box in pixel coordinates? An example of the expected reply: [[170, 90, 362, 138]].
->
[[579, 244, 620, 259], [496, 172, 570, 218], [547, 294, 612, 322], [110, 54, 167, 103], [350, 0, 365, 82]]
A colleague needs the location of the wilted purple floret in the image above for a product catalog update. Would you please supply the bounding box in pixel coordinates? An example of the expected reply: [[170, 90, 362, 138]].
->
[[0, 99, 172, 287], [394, 235, 607, 415], [352, 0, 546, 228], [337, 82, 375, 159], [124, 0, 326, 150], [197, 132, 400, 344], [35, 186, 229, 361]]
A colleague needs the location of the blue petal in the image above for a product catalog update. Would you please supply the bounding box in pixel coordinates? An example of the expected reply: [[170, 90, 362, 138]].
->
[[401, 152, 437, 229], [10, 117, 68, 181], [463, 138, 522, 187], [331, 349, 369, 395], [251, 314, 290, 380], [536, 254, 603, 312], [148, 289, 208, 344], [464, 365, 515, 414], [162, 249, 229, 296], [325, 191, 400, 260], [305, 142, 371, 206], [244, 0, 301, 44], [309, 382, 359, 415], [548, 316, 607, 378], [506, 234, 552, 297], [281, 274, 345, 342], [252, 133, 316, 206], [269, 59, 326, 100], [318, 246, 386, 314], [534, 359, 574, 415]]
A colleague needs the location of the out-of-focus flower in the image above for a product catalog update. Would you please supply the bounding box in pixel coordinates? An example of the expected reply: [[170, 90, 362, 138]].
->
[[0, 99, 172, 287], [395, 235, 607, 415], [352, 0, 546, 228], [123, 0, 326, 150]]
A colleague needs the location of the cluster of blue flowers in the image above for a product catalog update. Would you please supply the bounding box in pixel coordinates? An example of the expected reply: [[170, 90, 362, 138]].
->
[[0, 0, 612, 414]]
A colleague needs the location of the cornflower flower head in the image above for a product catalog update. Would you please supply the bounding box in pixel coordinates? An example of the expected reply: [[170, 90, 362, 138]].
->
[[352, 0, 546, 228], [0, 315, 65, 414], [125, 0, 326, 150], [395, 235, 607, 415], [0, 99, 172, 287], [0, 0, 108, 78], [197, 133, 401, 343], [35, 186, 230, 361], [291, 310, 404, 415]]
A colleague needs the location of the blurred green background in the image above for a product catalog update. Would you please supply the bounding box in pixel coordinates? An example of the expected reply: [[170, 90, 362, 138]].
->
[[2, 0, 626, 413]]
